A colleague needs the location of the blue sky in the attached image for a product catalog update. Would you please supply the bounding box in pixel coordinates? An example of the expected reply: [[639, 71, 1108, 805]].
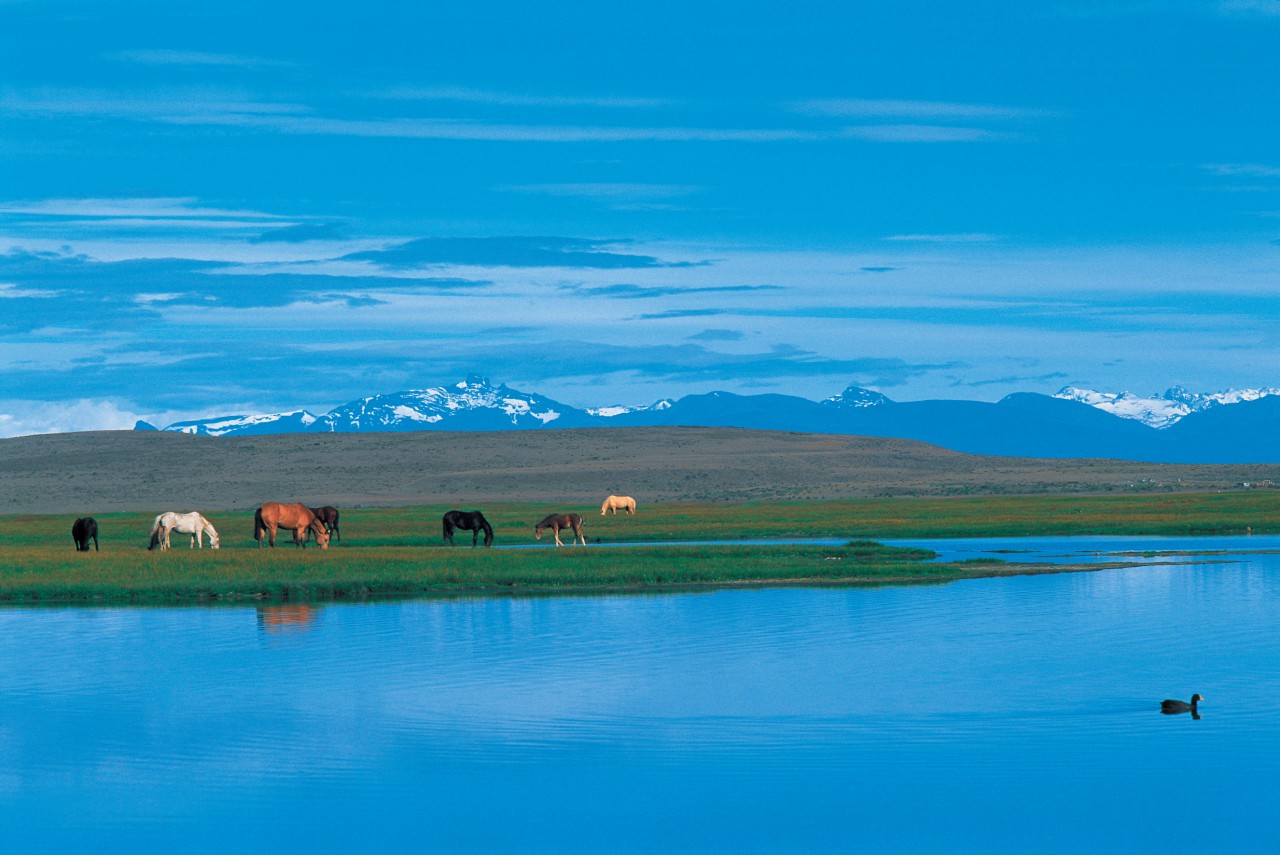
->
[[3, 0, 1280, 435]]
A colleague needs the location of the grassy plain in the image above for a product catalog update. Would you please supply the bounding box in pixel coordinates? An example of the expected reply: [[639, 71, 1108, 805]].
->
[[2, 491, 1275, 603]]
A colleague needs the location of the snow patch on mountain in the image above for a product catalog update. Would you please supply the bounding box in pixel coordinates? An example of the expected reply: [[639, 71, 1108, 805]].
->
[[163, 410, 318, 436], [588, 399, 675, 418], [312, 375, 567, 431], [821, 385, 891, 409], [1055, 385, 1280, 428]]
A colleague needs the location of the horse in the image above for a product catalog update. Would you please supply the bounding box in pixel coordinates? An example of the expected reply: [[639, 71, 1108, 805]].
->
[[309, 506, 341, 542], [535, 512, 586, 547], [72, 517, 99, 552], [443, 510, 494, 547], [148, 511, 220, 551], [254, 502, 330, 549], [600, 495, 637, 516]]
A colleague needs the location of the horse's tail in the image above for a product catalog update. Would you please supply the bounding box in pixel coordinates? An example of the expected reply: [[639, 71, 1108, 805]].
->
[[147, 518, 163, 551], [253, 507, 264, 542]]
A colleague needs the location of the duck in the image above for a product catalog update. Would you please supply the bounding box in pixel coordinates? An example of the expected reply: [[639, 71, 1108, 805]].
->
[[1160, 694, 1204, 714]]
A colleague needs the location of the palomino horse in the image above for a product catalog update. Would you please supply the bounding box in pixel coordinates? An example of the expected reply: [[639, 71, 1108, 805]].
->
[[443, 510, 494, 547], [254, 502, 330, 549], [309, 506, 341, 542], [148, 511, 220, 551], [72, 517, 99, 552], [535, 512, 586, 547], [600, 495, 637, 516]]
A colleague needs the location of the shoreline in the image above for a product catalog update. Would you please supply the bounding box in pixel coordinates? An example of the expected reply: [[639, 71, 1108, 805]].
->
[[2, 494, 1269, 606], [0, 557, 1164, 607]]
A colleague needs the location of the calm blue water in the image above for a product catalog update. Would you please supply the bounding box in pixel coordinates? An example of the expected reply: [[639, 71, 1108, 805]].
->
[[2, 536, 1278, 853]]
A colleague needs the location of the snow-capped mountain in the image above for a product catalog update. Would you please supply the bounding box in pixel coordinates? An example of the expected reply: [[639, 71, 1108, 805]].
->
[[821, 385, 892, 409], [140, 377, 1280, 464], [587, 399, 674, 418], [1054, 385, 1280, 429], [312, 375, 584, 432], [162, 410, 319, 437]]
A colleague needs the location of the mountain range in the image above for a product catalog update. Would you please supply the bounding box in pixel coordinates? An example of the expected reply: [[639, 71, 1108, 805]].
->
[[136, 376, 1280, 464]]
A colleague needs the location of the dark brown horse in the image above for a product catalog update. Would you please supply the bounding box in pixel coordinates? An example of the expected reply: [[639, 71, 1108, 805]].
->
[[309, 506, 341, 542], [255, 502, 330, 549], [443, 510, 494, 547], [534, 512, 586, 547], [72, 517, 99, 552]]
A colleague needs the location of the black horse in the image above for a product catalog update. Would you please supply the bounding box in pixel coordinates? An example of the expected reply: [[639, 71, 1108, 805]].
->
[[72, 517, 99, 552], [443, 510, 494, 548], [309, 506, 341, 542]]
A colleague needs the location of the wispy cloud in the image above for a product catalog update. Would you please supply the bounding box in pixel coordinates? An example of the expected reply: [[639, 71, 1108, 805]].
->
[[1202, 162, 1280, 178], [792, 98, 1048, 120], [0, 283, 63, 299], [0, 87, 311, 119], [343, 236, 707, 270], [498, 183, 700, 201], [0, 196, 291, 221], [688, 329, 744, 342], [2, 86, 1029, 146], [372, 85, 672, 109], [843, 125, 1010, 143], [567, 282, 782, 299], [884, 233, 1002, 243], [249, 222, 351, 243], [1219, 0, 1280, 16], [111, 49, 294, 69], [161, 112, 824, 143]]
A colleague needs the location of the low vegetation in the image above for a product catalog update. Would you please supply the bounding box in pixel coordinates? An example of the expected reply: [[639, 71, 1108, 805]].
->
[[2, 491, 1275, 604]]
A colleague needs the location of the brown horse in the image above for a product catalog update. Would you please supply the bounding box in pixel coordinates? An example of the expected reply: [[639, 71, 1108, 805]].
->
[[254, 502, 330, 549], [534, 512, 586, 547], [309, 506, 341, 542]]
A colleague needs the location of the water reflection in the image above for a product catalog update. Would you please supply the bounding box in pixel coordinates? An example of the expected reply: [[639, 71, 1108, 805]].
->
[[1, 537, 1278, 853], [256, 604, 321, 636]]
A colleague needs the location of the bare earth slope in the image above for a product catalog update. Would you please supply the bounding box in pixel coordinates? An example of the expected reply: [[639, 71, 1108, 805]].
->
[[2, 427, 1276, 515]]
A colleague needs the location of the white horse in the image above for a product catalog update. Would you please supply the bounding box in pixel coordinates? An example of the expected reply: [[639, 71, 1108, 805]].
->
[[601, 495, 637, 516], [148, 511, 220, 550]]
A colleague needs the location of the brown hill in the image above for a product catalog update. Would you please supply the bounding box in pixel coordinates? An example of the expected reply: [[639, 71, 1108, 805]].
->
[[1, 427, 1275, 515]]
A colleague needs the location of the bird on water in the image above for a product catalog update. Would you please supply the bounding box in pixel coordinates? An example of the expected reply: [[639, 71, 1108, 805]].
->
[[1160, 694, 1204, 715]]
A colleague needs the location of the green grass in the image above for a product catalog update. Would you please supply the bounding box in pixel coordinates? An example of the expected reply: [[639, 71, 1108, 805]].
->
[[0, 540, 963, 603], [3, 491, 1274, 603]]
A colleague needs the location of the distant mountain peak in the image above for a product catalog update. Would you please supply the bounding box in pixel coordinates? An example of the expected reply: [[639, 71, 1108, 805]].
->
[[821, 385, 891, 409], [311, 377, 573, 432], [136, 377, 1280, 464], [1054, 384, 1280, 428], [588, 399, 674, 418], [162, 410, 318, 437]]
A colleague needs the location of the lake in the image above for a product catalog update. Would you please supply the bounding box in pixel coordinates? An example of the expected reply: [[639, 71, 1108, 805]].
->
[[2, 536, 1277, 853]]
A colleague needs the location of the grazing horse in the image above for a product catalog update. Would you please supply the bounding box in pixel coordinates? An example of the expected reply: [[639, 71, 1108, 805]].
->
[[72, 517, 99, 552], [148, 511, 220, 551], [443, 510, 494, 547], [600, 495, 637, 516], [309, 506, 341, 542], [535, 512, 586, 547], [254, 502, 330, 549]]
